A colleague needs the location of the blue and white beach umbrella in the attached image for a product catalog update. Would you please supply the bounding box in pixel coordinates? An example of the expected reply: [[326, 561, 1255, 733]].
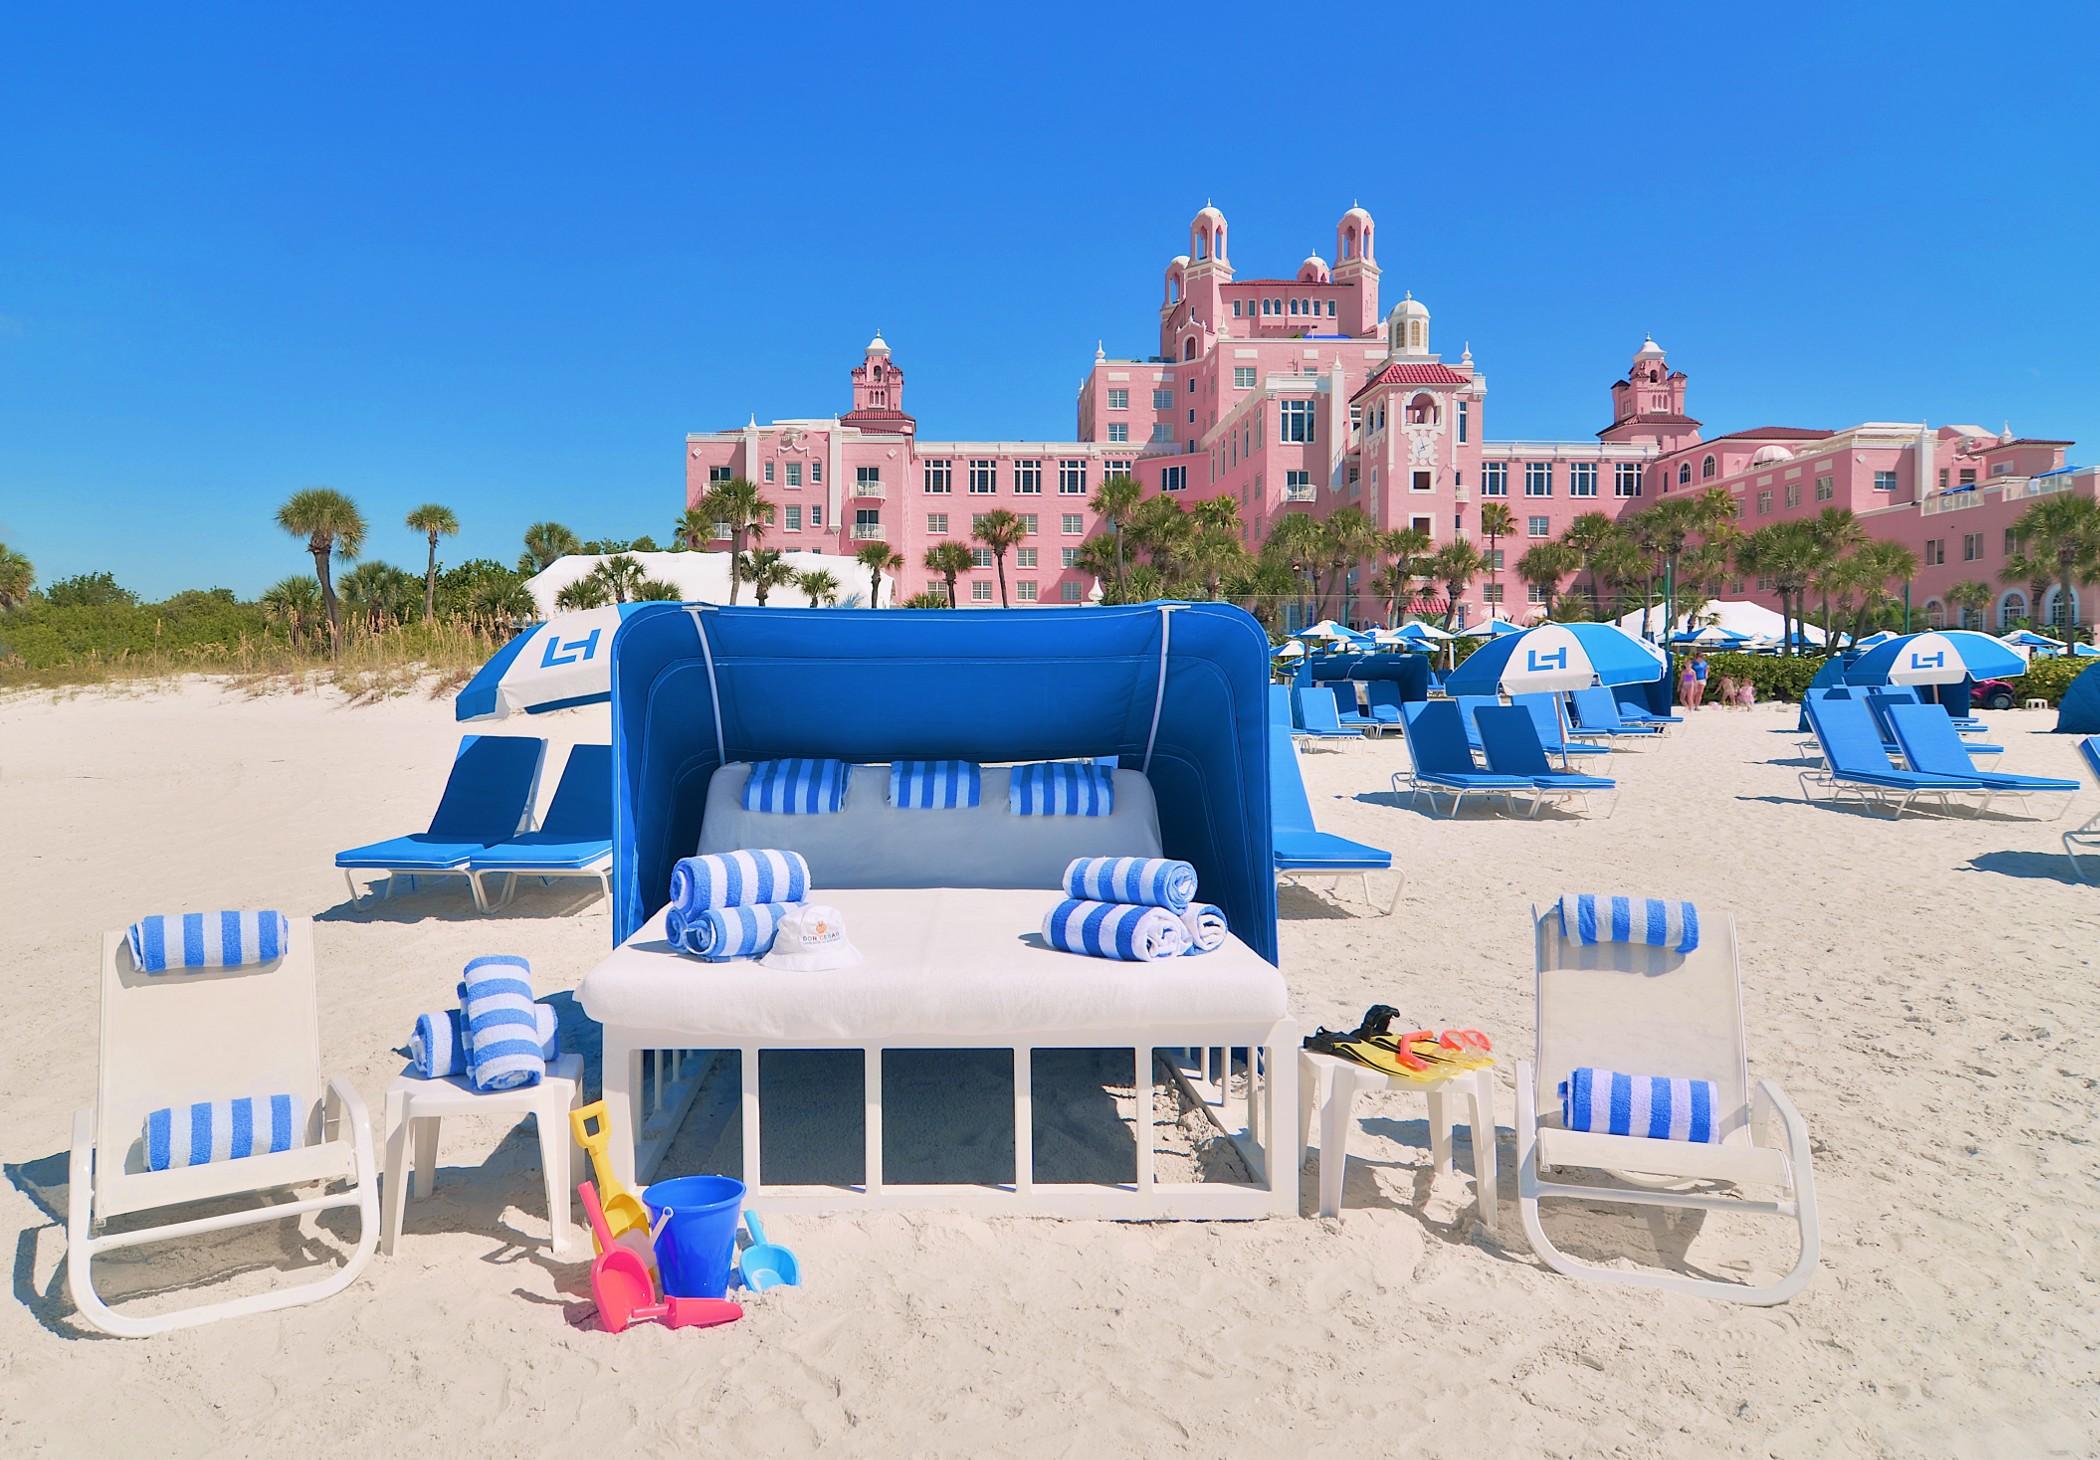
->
[[1674, 625, 1753, 648], [1446, 621, 1663, 696], [1457, 617, 1527, 639], [1846, 630, 2026, 687], [1851, 630, 1898, 650], [1385, 622, 1454, 648], [2000, 628, 2065, 654], [454, 603, 651, 722]]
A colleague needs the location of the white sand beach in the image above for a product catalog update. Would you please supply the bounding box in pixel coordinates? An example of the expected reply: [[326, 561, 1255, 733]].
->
[[2, 680, 2095, 1457]]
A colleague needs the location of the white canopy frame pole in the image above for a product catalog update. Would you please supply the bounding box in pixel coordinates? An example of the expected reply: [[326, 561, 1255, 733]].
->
[[686, 606, 728, 765], [1141, 604, 1184, 776]]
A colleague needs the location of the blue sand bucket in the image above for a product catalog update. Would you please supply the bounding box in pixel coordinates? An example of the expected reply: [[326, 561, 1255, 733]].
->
[[642, 1174, 746, 1299]]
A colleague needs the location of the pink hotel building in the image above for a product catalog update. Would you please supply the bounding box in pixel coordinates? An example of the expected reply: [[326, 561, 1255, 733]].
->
[[686, 203, 2097, 629]]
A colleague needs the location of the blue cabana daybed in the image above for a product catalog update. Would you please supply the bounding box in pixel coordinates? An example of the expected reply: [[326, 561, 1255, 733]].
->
[[579, 602, 1298, 1220]]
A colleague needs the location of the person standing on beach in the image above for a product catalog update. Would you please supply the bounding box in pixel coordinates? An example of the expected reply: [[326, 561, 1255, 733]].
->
[[1681, 652, 1708, 709]]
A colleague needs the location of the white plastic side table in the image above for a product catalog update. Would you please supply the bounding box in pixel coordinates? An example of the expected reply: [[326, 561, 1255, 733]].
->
[[382, 1051, 586, 1260], [1297, 1047, 1499, 1231]]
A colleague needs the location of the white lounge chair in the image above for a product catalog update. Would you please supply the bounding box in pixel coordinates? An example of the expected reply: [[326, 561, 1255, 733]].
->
[[66, 918, 379, 1335], [1515, 901, 1820, 1305]]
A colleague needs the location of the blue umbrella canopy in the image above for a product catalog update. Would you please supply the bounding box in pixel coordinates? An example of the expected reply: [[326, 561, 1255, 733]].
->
[[1456, 617, 1527, 639], [455, 603, 653, 721], [1846, 630, 2026, 686], [1446, 622, 1664, 696]]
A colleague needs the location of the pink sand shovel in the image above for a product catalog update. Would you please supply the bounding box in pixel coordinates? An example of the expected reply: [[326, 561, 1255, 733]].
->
[[580, 1180, 743, 1335]]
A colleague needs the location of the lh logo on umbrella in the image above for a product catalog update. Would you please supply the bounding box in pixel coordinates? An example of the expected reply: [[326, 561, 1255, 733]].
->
[[541, 629, 603, 667], [1527, 647, 1569, 673]]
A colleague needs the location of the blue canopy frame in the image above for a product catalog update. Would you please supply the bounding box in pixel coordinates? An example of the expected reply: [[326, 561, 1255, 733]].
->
[[605, 602, 1280, 961]]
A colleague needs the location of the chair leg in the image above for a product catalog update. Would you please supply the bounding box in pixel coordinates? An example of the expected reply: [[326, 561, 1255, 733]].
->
[[1471, 1066, 1500, 1235], [539, 1097, 580, 1261], [411, 1115, 439, 1199], [381, 1088, 410, 1256]]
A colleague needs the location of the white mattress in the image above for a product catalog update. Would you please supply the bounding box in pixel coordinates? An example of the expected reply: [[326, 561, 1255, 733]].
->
[[579, 887, 1286, 1041]]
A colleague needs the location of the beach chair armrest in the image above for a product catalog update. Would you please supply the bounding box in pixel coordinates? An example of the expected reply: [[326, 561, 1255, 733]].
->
[[1751, 1076, 1811, 1165], [70, 1105, 95, 1231], [323, 1075, 372, 1146]]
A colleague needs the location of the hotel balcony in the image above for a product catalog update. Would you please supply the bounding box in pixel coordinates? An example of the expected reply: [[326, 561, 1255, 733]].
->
[[852, 481, 886, 498], [850, 524, 884, 541], [1283, 486, 1318, 503]]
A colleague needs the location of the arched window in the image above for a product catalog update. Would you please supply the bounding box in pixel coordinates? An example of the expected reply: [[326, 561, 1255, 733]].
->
[[1362, 226, 1371, 257], [1195, 230, 1207, 261], [1343, 227, 1355, 259], [1677, 463, 1692, 486], [1183, 337, 1197, 361], [1405, 393, 1438, 426], [1214, 226, 1224, 257], [1701, 455, 1717, 479], [1922, 599, 1945, 628], [1168, 275, 1181, 305], [1997, 591, 2027, 629], [2043, 585, 2080, 628]]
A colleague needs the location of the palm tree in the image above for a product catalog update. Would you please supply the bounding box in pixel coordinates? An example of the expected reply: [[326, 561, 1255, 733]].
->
[[1089, 474, 1144, 593], [699, 479, 767, 604], [588, 554, 648, 603], [1126, 496, 1192, 576], [2001, 545, 2053, 630], [672, 507, 714, 552], [2009, 494, 2100, 637], [275, 487, 366, 652], [1427, 539, 1487, 629], [795, 568, 840, 606], [1477, 501, 1515, 609], [923, 541, 972, 607], [338, 560, 420, 631], [971, 509, 1027, 607], [260, 574, 322, 646], [856, 541, 900, 607], [1737, 523, 1820, 656], [554, 577, 610, 611], [1516, 543, 1578, 621], [1591, 532, 1647, 625], [632, 578, 682, 601], [1807, 508, 1866, 642], [1318, 506, 1379, 623], [404, 503, 458, 621], [1560, 512, 1617, 619], [1224, 547, 1300, 631], [1378, 526, 1432, 625], [519, 521, 582, 576], [1265, 511, 1326, 627], [738, 548, 796, 606], [1845, 539, 1918, 642], [1945, 578, 1993, 631], [0, 542, 32, 609]]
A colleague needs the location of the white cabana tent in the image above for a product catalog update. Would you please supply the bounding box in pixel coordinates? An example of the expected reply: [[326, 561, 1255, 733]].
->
[[520, 550, 888, 617], [1614, 600, 1827, 647]]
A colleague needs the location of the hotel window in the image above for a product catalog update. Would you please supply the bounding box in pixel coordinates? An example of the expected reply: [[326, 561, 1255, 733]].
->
[[810, 462, 822, 484], [1784, 482, 1801, 508], [1815, 475, 1833, 501], [854, 507, 881, 536], [1017, 515, 1037, 535], [923, 459, 952, 494], [1061, 513, 1084, 534], [969, 459, 997, 494], [1161, 465, 1187, 492], [1059, 459, 1086, 494], [1524, 462, 1553, 496], [1569, 462, 1597, 497], [1014, 459, 1042, 494], [1106, 389, 1128, 410], [1061, 547, 1079, 568], [1481, 462, 1508, 497], [1017, 581, 1039, 602], [2004, 527, 2018, 555], [971, 580, 993, 602], [1529, 583, 1550, 605], [709, 466, 732, 485], [1963, 532, 1984, 562], [1278, 399, 1316, 443], [1152, 388, 1174, 410], [1411, 470, 1432, 493], [1757, 490, 1772, 515], [1483, 583, 1504, 605], [1528, 515, 1550, 538], [763, 461, 774, 483], [1060, 581, 1082, 602], [1677, 463, 1691, 486], [1107, 423, 1129, 443], [1327, 300, 1337, 316], [970, 547, 992, 568], [809, 504, 823, 527], [1615, 462, 1642, 498], [1925, 539, 1945, 566], [1017, 547, 1038, 569], [1348, 406, 1362, 437], [1409, 515, 1433, 538], [1284, 470, 1313, 501], [1105, 458, 1132, 479], [1232, 300, 1242, 317], [1702, 455, 1717, 479], [1938, 468, 1949, 488], [1234, 367, 1256, 389], [1187, 377, 1197, 394], [1484, 549, 1504, 571], [1457, 401, 1469, 443], [785, 462, 801, 488], [1874, 470, 1897, 492], [1959, 468, 1977, 485], [926, 512, 948, 535], [784, 506, 802, 531], [856, 465, 882, 493]]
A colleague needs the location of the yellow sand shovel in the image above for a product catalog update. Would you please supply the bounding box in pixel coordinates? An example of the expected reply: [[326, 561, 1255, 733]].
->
[[571, 1101, 656, 1272]]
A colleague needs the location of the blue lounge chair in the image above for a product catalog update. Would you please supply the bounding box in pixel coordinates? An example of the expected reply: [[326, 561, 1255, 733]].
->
[[1364, 679, 1409, 727], [1268, 683, 1295, 731], [1567, 686, 1665, 740], [1268, 724, 1399, 912], [1323, 680, 1388, 736], [1864, 688, 2001, 761], [1873, 683, 1984, 730], [1392, 701, 1534, 816], [1295, 685, 1366, 740], [1613, 684, 1682, 727], [1452, 694, 1503, 761], [1798, 696, 1986, 818], [1511, 692, 1613, 761], [336, 735, 546, 909], [1475, 706, 1618, 817], [466, 744, 615, 910], [2065, 737, 2100, 883], [1882, 704, 2077, 815]]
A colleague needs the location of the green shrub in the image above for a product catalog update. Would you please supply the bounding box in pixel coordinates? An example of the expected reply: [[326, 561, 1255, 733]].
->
[[2009, 654, 2092, 707]]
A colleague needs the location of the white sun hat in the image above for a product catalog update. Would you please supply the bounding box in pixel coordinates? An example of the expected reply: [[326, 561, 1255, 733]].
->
[[760, 903, 862, 972]]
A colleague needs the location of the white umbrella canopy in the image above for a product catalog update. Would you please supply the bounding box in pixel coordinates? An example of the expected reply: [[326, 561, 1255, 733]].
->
[[1296, 619, 1362, 641], [1614, 599, 1826, 646]]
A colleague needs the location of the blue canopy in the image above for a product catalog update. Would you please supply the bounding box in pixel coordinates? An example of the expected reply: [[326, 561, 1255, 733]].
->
[[1446, 622, 1664, 696], [605, 603, 1279, 960], [455, 603, 651, 721], [1845, 630, 2025, 686]]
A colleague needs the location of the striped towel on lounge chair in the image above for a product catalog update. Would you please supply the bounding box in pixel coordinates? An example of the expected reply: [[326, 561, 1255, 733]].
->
[[889, 760, 982, 809], [1060, 856, 1198, 913], [1556, 893, 1700, 954], [1180, 903, 1228, 955], [1040, 898, 1189, 961], [1009, 761, 1114, 816], [458, 955, 544, 1091], [669, 850, 811, 915], [1560, 1066, 1720, 1143], [742, 759, 852, 814], [126, 911, 290, 974], [667, 902, 796, 961], [143, 1093, 301, 1170]]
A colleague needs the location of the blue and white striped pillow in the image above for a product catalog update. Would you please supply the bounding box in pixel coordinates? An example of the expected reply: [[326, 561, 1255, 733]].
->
[[1008, 761, 1115, 817], [143, 1093, 302, 1170], [1560, 1067, 1720, 1143], [1556, 893, 1700, 954], [889, 760, 981, 810], [743, 759, 852, 815], [127, 911, 290, 974]]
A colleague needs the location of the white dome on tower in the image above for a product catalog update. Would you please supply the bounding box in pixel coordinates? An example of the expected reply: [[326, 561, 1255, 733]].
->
[[1750, 443, 1795, 466], [1298, 253, 1330, 282], [1635, 335, 1665, 361], [1341, 205, 1373, 227], [1387, 293, 1431, 356], [1391, 291, 1429, 321], [866, 330, 890, 356]]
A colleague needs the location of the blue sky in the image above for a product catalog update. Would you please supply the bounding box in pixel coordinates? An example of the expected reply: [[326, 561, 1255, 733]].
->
[[4, 3, 2096, 599]]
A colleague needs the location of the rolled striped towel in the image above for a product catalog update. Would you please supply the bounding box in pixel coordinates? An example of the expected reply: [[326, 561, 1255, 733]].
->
[[1041, 898, 1190, 962], [889, 759, 981, 810], [127, 910, 290, 974], [410, 1004, 558, 1079], [742, 759, 852, 814], [1560, 1067, 1720, 1143], [459, 955, 544, 1091], [1180, 903, 1228, 955], [1062, 856, 1197, 912], [1009, 761, 1114, 817], [143, 1093, 302, 1171], [667, 901, 796, 961], [669, 850, 811, 916], [1556, 893, 1700, 954]]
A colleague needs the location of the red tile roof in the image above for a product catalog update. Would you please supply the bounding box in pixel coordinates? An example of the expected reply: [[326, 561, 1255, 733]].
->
[[1351, 361, 1470, 399]]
